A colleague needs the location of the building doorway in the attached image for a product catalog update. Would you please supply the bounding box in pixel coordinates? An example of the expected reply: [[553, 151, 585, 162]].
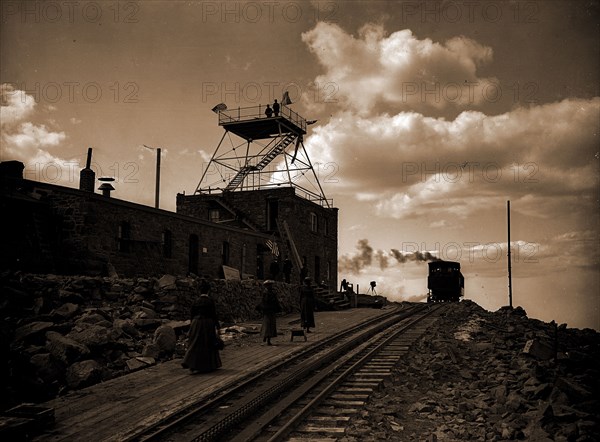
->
[[189, 234, 199, 275]]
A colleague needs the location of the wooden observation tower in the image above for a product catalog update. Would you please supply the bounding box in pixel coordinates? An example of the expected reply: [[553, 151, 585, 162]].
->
[[195, 104, 330, 208]]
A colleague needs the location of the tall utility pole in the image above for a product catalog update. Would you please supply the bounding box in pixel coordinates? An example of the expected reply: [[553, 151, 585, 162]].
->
[[155, 148, 161, 209], [507, 200, 513, 307], [143, 145, 161, 209]]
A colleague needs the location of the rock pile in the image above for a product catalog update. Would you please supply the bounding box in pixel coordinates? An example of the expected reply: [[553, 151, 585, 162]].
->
[[0, 271, 299, 410], [344, 301, 600, 442]]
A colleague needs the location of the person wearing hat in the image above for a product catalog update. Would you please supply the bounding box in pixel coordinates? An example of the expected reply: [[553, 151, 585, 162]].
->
[[260, 280, 281, 346], [300, 277, 316, 333], [181, 285, 222, 373]]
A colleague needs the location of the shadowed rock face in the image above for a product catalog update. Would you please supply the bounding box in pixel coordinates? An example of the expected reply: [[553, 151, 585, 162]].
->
[[1, 272, 300, 409], [345, 300, 600, 442]]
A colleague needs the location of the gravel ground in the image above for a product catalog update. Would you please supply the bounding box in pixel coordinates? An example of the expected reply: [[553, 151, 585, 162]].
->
[[341, 301, 600, 442]]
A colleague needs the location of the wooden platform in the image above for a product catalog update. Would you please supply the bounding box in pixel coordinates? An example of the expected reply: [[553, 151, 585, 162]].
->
[[31, 308, 393, 442]]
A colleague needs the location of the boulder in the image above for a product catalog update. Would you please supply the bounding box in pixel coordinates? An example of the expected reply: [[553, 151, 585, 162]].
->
[[58, 289, 85, 304], [50, 302, 80, 320], [67, 324, 113, 348], [125, 356, 156, 371], [153, 325, 176, 355], [14, 321, 54, 343], [45, 331, 90, 365], [157, 274, 177, 290], [142, 343, 160, 359], [523, 339, 555, 360], [113, 318, 139, 337], [133, 318, 162, 329], [75, 312, 113, 328], [554, 377, 593, 403], [30, 352, 63, 383], [66, 359, 103, 389]]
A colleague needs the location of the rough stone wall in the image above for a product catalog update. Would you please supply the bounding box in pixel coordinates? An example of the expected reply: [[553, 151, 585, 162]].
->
[[279, 191, 338, 286], [2, 179, 272, 279], [177, 187, 339, 288], [1, 271, 300, 408]]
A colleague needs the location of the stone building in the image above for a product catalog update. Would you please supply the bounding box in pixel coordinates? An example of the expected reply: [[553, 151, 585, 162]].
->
[[1, 161, 338, 288], [177, 187, 338, 286]]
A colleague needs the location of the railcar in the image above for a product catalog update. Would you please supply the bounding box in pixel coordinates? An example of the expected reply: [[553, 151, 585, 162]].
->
[[427, 260, 464, 302]]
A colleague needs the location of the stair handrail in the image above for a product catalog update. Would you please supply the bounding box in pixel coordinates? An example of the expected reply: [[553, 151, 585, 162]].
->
[[281, 220, 302, 271]]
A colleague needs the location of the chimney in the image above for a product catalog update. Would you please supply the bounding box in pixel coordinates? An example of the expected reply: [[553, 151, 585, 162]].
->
[[0, 160, 25, 180], [98, 177, 115, 197], [79, 147, 95, 192]]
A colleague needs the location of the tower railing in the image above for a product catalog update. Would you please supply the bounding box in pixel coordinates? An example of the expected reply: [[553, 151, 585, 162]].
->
[[218, 104, 306, 133]]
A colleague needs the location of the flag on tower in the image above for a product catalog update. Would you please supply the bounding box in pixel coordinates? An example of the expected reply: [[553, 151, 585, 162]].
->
[[266, 239, 280, 257], [282, 91, 292, 105]]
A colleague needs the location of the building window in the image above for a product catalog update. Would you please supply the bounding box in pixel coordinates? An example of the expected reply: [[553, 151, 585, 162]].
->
[[162, 230, 172, 258], [118, 221, 131, 253], [209, 209, 220, 223], [310, 212, 318, 232], [324, 218, 329, 236], [222, 241, 230, 266]]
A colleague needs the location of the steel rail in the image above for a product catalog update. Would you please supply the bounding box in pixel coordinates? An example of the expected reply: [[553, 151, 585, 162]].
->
[[131, 304, 412, 442], [189, 306, 423, 442], [264, 305, 441, 442]]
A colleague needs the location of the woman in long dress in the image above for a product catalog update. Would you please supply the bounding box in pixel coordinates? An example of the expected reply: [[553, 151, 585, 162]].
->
[[300, 277, 316, 333], [182, 293, 222, 373], [260, 280, 280, 346]]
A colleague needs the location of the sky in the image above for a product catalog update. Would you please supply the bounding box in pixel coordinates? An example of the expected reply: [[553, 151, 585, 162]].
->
[[1, 1, 598, 330]]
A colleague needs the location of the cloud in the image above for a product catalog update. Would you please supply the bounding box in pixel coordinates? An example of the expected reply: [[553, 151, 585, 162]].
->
[[306, 98, 600, 220], [1, 84, 68, 175], [301, 22, 497, 115], [4, 122, 66, 149], [0, 84, 36, 127]]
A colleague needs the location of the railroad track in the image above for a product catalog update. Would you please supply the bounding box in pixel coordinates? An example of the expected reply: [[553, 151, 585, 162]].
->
[[132, 304, 442, 442]]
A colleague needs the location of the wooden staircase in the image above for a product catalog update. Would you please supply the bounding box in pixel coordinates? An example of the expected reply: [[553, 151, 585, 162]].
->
[[279, 220, 350, 310], [209, 196, 261, 231], [313, 285, 350, 311]]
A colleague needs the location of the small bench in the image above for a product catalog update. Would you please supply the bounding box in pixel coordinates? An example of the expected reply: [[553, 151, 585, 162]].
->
[[290, 329, 307, 342]]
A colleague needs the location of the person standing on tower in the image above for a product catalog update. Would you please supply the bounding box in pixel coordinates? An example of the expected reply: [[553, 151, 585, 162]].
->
[[265, 104, 273, 117], [272, 99, 280, 116]]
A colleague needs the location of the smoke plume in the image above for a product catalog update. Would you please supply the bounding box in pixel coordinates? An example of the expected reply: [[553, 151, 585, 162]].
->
[[390, 249, 440, 263], [338, 239, 439, 274]]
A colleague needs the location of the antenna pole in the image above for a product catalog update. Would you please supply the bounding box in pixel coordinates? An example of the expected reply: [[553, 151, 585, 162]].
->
[[507, 200, 513, 308], [155, 148, 161, 209]]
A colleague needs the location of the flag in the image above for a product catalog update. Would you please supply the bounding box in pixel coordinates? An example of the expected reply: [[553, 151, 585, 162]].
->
[[306, 119, 318, 125], [281, 91, 292, 105], [266, 239, 279, 257], [211, 103, 227, 113]]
